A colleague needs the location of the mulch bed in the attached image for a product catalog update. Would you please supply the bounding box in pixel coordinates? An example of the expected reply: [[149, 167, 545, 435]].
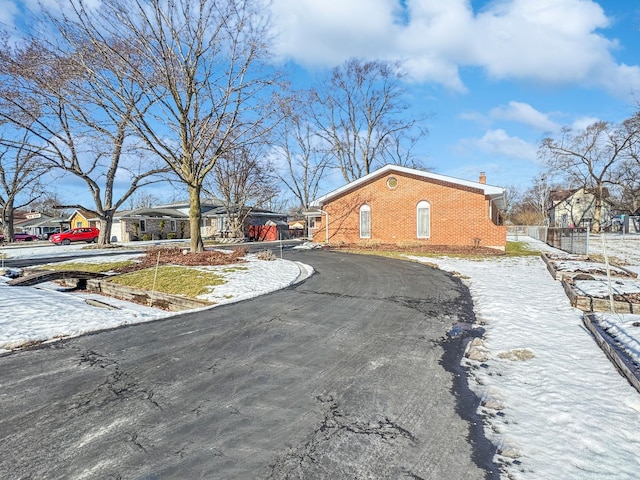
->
[[113, 246, 247, 274], [330, 243, 506, 256]]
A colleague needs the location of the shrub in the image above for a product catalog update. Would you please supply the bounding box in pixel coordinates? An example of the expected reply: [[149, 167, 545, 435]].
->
[[167, 232, 178, 240], [357, 239, 383, 249], [256, 249, 276, 261], [142, 233, 153, 241], [396, 240, 424, 250]]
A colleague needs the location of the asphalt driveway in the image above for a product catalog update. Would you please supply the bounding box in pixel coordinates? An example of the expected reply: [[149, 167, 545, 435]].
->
[[0, 249, 497, 479]]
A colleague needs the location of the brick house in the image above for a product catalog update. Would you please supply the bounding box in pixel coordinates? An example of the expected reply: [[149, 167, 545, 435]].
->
[[306, 165, 507, 250]]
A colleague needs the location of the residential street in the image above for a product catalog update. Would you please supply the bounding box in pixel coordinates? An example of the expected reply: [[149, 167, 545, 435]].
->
[[0, 249, 496, 479]]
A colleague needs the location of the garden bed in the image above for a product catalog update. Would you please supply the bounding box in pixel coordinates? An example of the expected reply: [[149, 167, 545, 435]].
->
[[86, 279, 212, 311], [541, 253, 637, 281], [562, 277, 640, 313]]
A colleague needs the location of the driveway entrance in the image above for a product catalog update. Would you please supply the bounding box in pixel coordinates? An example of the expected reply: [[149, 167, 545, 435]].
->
[[0, 250, 496, 479]]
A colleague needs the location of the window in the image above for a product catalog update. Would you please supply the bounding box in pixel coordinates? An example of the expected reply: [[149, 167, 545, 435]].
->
[[417, 201, 430, 238], [170, 220, 176, 232], [139, 220, 146, 232], [359, 204, 371, 238]]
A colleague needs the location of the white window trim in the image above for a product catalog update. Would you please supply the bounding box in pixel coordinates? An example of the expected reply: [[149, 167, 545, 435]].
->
[[417, 200, 430, 239], [359, 204, 371, 239]]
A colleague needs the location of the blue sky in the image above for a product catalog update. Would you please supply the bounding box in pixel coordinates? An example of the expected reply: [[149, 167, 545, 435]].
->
[[2, 0, 640, 206], [268, 0, 640, 192]]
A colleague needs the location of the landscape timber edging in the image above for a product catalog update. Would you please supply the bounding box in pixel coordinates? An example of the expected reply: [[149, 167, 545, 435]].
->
[[86, 278, 212, 312], [583, 314, 640, 394]]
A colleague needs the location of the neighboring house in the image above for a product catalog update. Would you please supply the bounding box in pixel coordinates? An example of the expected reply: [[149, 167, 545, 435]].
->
[[305, 165, 507, 250], [157, 200, 288, 240], [69, 209, 99, 229], [15, 212, 69, 238], [289, 220, 306, 238], [248, 219, 291, 241], [108, 199, 289, 242], [111, 207, 190, 242], [548, 187, 613, 229]]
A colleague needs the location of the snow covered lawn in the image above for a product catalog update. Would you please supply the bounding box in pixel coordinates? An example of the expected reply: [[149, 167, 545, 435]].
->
[[407, 234, 640, 480], [0, 249, 310, 353], [2, 236, 639, 479]]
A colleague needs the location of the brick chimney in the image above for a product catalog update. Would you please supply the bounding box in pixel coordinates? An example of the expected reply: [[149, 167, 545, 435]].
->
[[479, 172, 486, 184]]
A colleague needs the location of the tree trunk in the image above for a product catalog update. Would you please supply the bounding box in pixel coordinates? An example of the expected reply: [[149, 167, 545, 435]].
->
[[592, 194, 603, 233], [1, 203, 15, 242], [188, 184, 204, 253], [98, 212, 115, 245]]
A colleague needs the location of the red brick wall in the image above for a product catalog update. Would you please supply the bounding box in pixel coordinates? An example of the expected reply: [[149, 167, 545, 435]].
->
[[312, 171, 506, 249]]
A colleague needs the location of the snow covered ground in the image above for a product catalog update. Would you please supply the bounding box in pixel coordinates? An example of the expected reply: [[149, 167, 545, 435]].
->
[[408, 233, 640, 480], [2, 236, 640, 479], [0, 242, 311, 353]]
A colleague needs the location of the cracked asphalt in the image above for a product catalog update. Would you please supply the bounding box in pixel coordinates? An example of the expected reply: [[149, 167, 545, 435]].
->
[[0, 249, 497, 479]]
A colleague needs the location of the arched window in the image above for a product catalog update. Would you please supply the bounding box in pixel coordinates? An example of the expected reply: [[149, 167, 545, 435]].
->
[[359, 204, 371, 238], [417, 201, 430, 238]]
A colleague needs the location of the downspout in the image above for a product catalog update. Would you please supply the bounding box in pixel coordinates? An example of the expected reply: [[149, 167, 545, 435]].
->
[[319, 209, 329, 243]]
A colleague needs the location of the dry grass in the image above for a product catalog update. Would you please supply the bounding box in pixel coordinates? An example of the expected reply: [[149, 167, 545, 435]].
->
[[108, 265, 226, 298], [43, 261, 135, 273], [333, 242, 506, 257], [497, 349, 536, 361]]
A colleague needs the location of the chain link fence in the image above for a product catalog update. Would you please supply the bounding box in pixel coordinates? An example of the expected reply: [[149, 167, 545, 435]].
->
[[508, 225, 590, 255], [545, 227, 590, 255]]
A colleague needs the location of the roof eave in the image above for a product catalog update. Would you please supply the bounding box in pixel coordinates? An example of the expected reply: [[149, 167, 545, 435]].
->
[[311, 165, 505, 206]]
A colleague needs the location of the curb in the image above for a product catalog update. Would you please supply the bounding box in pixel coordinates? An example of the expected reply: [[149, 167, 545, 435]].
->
[[291, 261, 315, 285]]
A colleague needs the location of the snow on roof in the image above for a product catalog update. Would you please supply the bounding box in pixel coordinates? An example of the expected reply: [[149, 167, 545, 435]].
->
[[310, 165, 506, 209]]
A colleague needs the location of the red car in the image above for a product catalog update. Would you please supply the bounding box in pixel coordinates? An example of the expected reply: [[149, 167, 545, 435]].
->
[[49, 227, 100, 245]]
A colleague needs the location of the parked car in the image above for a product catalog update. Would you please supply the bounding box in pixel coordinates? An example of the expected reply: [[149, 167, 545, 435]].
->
[[49, 227, 100, 245], [13, 232, 39, 241], [39, 228, 61, 240]]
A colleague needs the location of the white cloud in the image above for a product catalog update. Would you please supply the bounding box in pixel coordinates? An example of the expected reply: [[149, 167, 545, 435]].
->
[[472, 0, 612, 80], [571, 116, 601, 130], [269, 0, 400, 67], [490, 101, 560, 132], [269, 0, 640, 96], [458, 129, 538, 161]]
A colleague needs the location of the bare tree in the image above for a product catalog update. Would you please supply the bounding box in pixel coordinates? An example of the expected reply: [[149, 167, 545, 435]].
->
[[207, 144, 278, 238], [0, 129, 48, 241], [79, 0, 281, 252], [0, 28, 170, 245], [309, 58, 429, 182], [615, 114, 640, 214], [501, 184, 522, 224], [524, 175, 553, 225], [126, 191, 162, 210], [272, 94, 331, 211], [540, 116, 640, 232]]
